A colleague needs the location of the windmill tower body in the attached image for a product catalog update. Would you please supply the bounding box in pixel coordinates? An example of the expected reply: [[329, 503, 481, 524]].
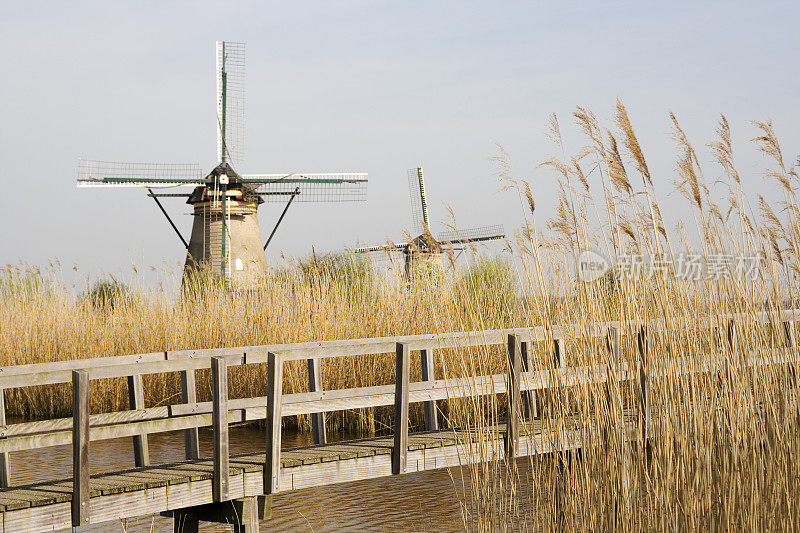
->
[[185, 200, 267, 282], [403, 250, 444, 279], [77, 41, 368, 288], [403, 236, 442, 279], [184, 171, 268, 284]]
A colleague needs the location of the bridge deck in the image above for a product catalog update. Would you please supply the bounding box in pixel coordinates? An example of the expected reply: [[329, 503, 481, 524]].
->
[[0, 311, 790, 531], [0, 420, 584, 532]]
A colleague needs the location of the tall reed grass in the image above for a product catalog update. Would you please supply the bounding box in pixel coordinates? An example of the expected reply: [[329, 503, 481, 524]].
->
[[451, 103, 800, 530]]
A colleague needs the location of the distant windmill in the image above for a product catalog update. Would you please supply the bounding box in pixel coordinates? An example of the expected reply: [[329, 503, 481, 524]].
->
[[354, 167, 504, 277], [78, 41, 368, 285]]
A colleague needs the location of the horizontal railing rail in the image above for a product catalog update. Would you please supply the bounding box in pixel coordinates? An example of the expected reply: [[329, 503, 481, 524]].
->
[[0, 309, 795, 388]]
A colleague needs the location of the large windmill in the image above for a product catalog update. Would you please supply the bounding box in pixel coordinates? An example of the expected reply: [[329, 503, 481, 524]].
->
[[78, 41, 368, 285], [354, 167, 504, 277]]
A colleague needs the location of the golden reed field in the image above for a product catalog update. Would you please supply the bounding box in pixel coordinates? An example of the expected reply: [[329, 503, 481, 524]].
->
[[2, 102, 799, 530]]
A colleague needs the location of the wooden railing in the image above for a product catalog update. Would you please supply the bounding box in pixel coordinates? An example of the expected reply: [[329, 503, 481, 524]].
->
[[0, 309, 797, 526]]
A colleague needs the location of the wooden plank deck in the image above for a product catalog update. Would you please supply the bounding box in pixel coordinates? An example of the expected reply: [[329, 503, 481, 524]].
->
[[0, 420, 601, 532]]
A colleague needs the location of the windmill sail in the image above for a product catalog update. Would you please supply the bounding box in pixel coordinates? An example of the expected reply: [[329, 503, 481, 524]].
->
[[436, 224, 505, 245], [216, 41, 245, 166], [77, 159, 203, 187], [407, 167, 429, 233], [355, 167, 503, 274], [243, 173, 368, 202]]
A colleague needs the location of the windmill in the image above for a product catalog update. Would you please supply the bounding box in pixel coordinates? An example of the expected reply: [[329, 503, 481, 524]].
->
[[353, 167, 504, 277], [77, 41, 368, 285]]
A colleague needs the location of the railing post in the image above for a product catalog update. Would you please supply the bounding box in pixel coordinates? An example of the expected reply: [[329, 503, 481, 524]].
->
[[785, 320, 797, 348], [637, 326, 649, 442], [553, 336, 564, 369], [72, 369, 90, 527], [393, 342, 410, 474], [127, 374, 150, 467], [609, 326, 632, 518], [610, 326, 621, 373], [609, 327, 622, 409], [553, 335, 568, 416], [506, 334, 521, 458], [0, 387, 10, 487], [784, 320, 797, 385], [727, 318, 740, 359], [307, 358, 327, 445], [264, 352, 283, 494], [420, 348, 439, 431], [604, 328, 616, 415], [211, 356, 229, 502], [520, 340, 537, 419], [180, 369, 200, 460]]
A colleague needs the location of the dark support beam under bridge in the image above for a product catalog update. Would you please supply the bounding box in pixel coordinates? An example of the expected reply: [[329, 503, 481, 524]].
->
[[161, 496, 270, 533]]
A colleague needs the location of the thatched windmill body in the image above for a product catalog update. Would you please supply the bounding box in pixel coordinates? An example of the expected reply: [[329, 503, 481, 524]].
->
[[78, 41, 368, 285], [354, 167, 504, 277]]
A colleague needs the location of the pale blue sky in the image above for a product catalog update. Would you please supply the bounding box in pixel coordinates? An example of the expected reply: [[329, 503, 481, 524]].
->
[[1, 1, 798, 284]]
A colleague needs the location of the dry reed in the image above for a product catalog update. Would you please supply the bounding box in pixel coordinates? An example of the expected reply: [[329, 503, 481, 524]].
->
[[452, 104, 799, 531]]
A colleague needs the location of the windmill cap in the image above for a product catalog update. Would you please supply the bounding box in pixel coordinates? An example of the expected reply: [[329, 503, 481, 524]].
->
[[187, 161, 263, 205], [205, 161, 242, 183]]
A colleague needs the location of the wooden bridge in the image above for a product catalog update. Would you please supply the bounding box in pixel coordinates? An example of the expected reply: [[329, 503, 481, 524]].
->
[[0, 310, 796, 532]]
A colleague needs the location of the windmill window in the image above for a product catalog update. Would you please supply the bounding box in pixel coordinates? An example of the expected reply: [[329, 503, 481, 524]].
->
[[235, 258, 244, 271]]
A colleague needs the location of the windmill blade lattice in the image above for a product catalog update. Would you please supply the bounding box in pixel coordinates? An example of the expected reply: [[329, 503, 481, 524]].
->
[[436, 224, 505, 245], [244, 173, 368, 202], [216, 41, 245, 166], [352, 242, 409, 253], [407, 167, 429, 233], [77, 159, 203, 187]]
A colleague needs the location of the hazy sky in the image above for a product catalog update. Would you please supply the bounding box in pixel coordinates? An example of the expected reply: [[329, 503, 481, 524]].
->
[[2, 1, 798, 285]]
